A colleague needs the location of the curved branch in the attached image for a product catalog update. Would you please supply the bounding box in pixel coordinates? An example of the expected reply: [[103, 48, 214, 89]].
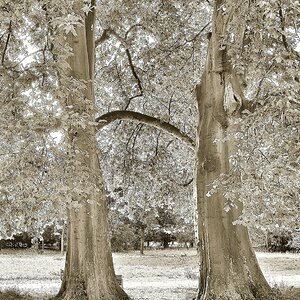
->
[[182, 178, 194, 187], [96, 110, 195, 150]]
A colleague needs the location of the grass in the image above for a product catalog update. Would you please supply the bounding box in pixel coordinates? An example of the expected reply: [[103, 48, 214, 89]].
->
[[271, 279, 300, 300], [0, 249, 299, 300], [281, 287, 300, 300], [1, 285, 299, 300], [0, 289, 33, 300]]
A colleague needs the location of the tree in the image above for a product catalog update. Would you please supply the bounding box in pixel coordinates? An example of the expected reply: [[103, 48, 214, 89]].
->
[[195, 0, 299, 299], [53, 2, 129, 299], [94, 0, 205, 261], [217, 0, 300, 234], [195, 40, 273, 300], [153, 203, 178, 249]]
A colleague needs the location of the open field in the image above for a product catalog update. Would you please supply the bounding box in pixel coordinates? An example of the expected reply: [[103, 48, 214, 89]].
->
[[0, 249, 299, 299]]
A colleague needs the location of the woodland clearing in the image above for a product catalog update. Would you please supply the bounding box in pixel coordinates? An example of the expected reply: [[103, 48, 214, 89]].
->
[[0, 249, 299, 300]]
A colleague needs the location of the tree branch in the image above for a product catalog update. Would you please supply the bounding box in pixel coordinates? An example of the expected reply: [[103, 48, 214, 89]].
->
[[182, 178, 193, 187], [95, 27, 144, 109], [95, 29, 110, 48], [95, 28, 127, 48], [96, 110, 195, 150], [1, 21, 12, 66], [124, 48, 144, 109], [278, 5, 300, 59]]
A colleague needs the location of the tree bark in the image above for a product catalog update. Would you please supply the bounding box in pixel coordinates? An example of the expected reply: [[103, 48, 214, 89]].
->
[[195, 1, 277, 299], [56, 3, 129, 300]]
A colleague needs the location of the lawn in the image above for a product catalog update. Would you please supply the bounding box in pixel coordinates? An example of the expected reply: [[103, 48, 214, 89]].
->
[[0, 249, 299, 299]]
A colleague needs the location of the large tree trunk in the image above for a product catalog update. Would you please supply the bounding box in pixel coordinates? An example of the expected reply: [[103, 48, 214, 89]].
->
[[56, 4, 129, 300], [195, 1, 277, 299]]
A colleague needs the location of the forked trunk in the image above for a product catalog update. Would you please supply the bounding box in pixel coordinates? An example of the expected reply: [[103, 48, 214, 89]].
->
[[56, 3, 129, 300], [195, 2, 277, 299]]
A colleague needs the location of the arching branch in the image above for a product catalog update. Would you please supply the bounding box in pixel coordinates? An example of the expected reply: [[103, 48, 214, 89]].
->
[[96, 110, 195, 150]]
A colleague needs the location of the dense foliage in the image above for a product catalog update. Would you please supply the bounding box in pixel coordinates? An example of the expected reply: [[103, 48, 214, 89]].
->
[[0, 0, 299, 249]]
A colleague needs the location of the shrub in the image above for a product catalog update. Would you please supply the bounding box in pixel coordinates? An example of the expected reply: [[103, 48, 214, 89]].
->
[[0, 232, 32, 249], [266, 229, 293, 252]]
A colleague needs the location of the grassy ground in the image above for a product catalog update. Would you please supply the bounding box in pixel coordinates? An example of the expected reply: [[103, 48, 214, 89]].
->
[[284, 288, 300, 300], [0, 287, 299, 300], [0, 249, 299, 299], [0, 289, 32, 300]]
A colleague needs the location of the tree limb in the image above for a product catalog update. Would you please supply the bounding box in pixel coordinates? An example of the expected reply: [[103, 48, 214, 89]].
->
[[278, 5, 300, 59], [95, 28, 127, 48], [95, 29, 111, 48], [96, 110, 195, 150], [1, 21, 12, 66], [124, 48, 144, 109], [182, 178, 193, 187], [95, 27, 144, 109]]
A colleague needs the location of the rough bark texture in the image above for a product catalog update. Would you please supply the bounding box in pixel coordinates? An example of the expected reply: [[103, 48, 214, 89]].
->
[[195, 1, 278, 299], [56, 3, 129, 300]]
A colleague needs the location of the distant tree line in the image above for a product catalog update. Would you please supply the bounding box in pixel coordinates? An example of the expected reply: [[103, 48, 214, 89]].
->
[[109, 205, 195, 253], [0, 225, 63, 250], [1, 225, 299, 254]]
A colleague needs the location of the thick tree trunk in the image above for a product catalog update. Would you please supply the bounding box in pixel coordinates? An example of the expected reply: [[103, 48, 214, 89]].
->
[[56, 4, 129, 300], [195, 2, 277, 299]]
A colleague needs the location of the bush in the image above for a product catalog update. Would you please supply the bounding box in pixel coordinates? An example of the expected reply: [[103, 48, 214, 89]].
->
[[0, 232, 32, 249], [266, 229, 293, 252]]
